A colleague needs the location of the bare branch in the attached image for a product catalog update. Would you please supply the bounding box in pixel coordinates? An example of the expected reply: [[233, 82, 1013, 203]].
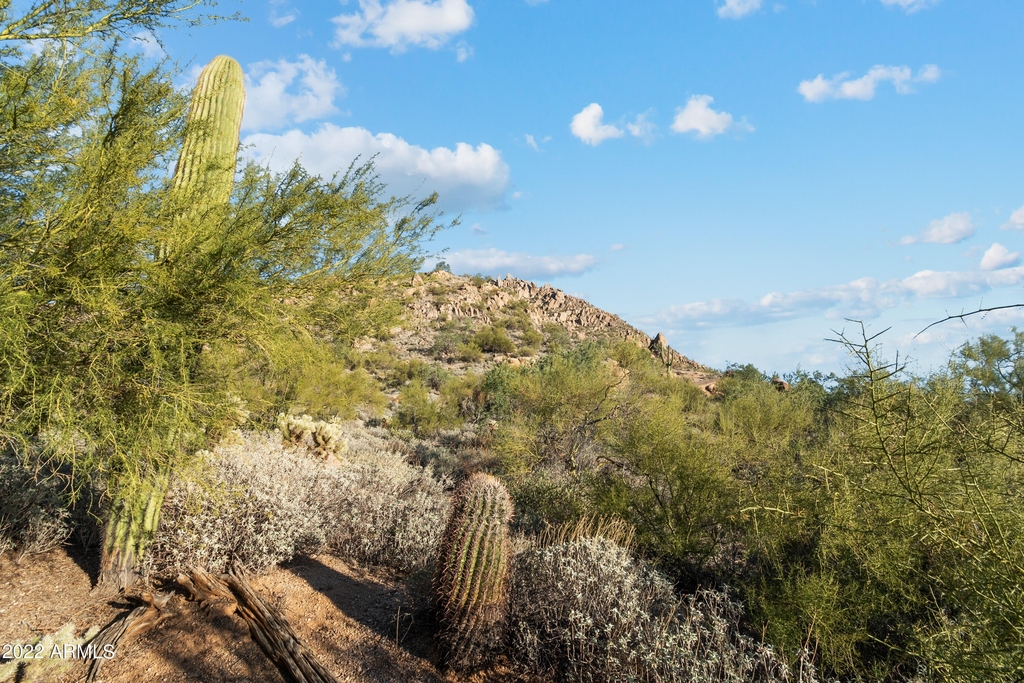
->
[[916, 304, 1024, 338]]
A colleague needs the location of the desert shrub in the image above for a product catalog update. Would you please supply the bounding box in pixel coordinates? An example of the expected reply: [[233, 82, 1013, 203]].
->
[[324, 448, 451, 572], [431, 330, 469, 359], [196, 335, 388, 427], [458, 341, 483, 362], [487, 344, 619, 473], [151, 436, 328, 574], [473, 326, 516, 354], [543, 322, 572, 349], [395, 379, 447, 436], [0, 453, 72, 561], [151, 430, 450, 575], [520, 327, 543, 350], [419, 363, 454, 391], [467, 273, 490, 287], [510, 536, 814, 683], [505, 470, 593, 535]]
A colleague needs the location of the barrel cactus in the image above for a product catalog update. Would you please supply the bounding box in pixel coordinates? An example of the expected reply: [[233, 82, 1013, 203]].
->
[[433, 473, 514, 669]]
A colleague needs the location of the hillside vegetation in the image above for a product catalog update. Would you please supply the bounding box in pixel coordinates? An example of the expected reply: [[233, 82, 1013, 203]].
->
[[1, 3, 1023, 681]]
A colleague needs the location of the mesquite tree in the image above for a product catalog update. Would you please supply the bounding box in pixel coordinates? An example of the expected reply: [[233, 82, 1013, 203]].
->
[[0, 3, 447, 591]]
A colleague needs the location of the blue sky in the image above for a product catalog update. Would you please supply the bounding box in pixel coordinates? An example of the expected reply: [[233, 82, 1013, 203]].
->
[[140, 0, 1024, 375]]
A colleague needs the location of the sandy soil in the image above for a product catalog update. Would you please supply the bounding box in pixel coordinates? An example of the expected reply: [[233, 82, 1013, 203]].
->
[[1, 548, 530, 683]]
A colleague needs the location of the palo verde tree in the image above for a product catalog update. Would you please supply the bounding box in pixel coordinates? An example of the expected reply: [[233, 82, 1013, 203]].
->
[[0, 2, 448, 590]]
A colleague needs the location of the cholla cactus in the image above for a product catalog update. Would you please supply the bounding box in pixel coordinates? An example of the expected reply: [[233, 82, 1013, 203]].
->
[[313, 421, 348, 458], [277, 413, 316, 444], [171, 55, 245, 207], [276, 414, 348, 458], [433, 473, 513, 669]]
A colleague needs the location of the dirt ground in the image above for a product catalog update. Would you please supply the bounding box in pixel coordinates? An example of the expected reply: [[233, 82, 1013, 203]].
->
[[0, 548, 529, 683]]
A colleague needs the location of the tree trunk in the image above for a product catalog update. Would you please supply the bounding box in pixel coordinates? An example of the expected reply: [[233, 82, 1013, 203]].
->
[[97, 468, 170, 592]]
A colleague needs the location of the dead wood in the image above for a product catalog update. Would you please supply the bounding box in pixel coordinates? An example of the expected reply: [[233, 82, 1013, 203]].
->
[[86, 591, 174, 683], [181, 565, 339, 683]]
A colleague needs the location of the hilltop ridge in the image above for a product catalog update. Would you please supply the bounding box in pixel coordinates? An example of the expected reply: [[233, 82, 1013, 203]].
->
[[382, 269, 716, 387]]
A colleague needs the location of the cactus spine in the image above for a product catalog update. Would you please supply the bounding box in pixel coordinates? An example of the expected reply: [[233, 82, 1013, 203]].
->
[[433, 473, 514, 669], [171, 55, 245, 208]]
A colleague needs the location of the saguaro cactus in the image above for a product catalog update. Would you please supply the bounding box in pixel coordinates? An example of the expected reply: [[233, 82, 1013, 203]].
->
[[100, 56, 245, 592], [433, 473, 514, 669], [171, 54, 245, 207]]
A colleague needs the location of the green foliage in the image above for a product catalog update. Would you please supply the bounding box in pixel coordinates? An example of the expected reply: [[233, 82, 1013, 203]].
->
[[542, 321, 571, 349], [431, 329, 469, 359], [519, 326, 543, 350], [0, 12, 447, 587], [486, 344, 620, 474], [472, 325, 516, 354], [433, 473, 514, 670], [593, 392, 740, 584], [458, 341, 483, 362]]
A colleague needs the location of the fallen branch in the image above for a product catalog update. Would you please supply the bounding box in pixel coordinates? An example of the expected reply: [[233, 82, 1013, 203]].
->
[[86, 591, 174, 683], [181, 566, 339, 683]]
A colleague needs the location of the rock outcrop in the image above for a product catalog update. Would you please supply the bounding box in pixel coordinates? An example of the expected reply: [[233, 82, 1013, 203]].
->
[[402, 272, 709, 376]]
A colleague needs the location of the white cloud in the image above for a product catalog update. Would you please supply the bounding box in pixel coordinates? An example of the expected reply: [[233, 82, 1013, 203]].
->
[[455, 40, 473, 61], [525, 134, 539, 151], [130, 31, 164, 59], [716, 0, 762, 19], [242, 56, 342, 131], [570, 103, 624, 146], [980, 243, 1020, 271], [242, 124, 510, 211], [626, 111, 656, 140], [1001, 204, 1024, 230], [799, 64, 940, 102], [470, 222, 487, 235], [670, 95, 750, 139], [644, 264, 1024, 330], [880, 0, 941, 13], [440, 248, 597, 278], [333, 0, 474, 51], [609, 243, 625, 251], [269, 0, 297, 27], [900, 212, 974, 245]]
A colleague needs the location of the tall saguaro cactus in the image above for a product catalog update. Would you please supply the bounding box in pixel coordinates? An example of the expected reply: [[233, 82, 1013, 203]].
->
[[170, 54, 245, 207], [99, 55, 245, 592], [433, 473, 514, 669]]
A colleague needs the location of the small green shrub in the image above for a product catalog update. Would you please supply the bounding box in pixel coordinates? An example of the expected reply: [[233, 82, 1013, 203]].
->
[[520, 327, 543, 349], [542, 322, 571, 349], [431, 330, 468, 359], [458, 341, 483, 362], [473, 326, 516, 354]]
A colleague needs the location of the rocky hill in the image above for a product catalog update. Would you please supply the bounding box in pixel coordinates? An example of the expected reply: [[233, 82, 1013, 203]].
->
[[376, 269, 716, 387]]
